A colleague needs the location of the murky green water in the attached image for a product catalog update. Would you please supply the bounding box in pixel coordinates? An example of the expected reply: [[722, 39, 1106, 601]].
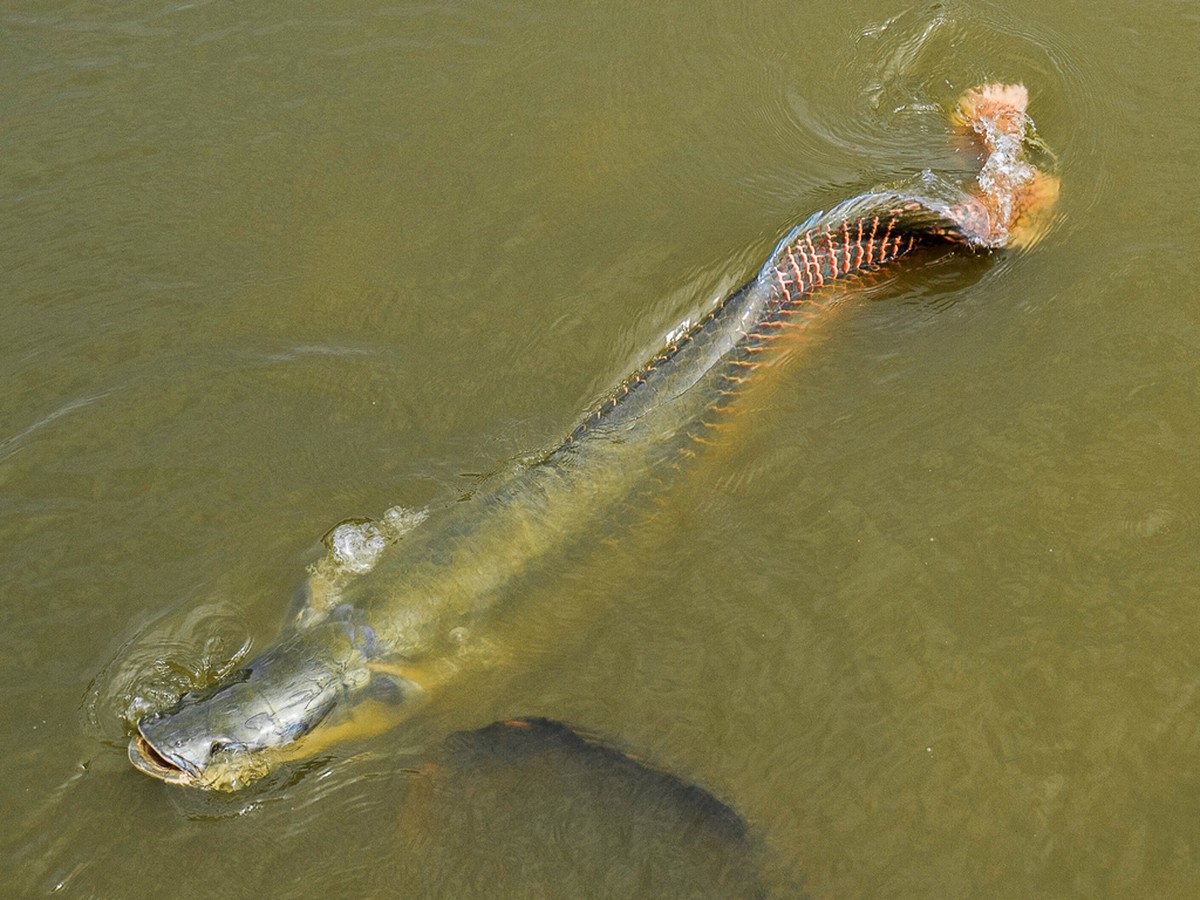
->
[[4, 0, 1200, 895]]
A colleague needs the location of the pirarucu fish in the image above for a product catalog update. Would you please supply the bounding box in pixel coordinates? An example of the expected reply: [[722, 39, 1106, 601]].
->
[[129, 83, 1058, 790]]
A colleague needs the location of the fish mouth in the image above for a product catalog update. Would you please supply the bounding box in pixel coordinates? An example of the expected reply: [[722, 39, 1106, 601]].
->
[[128, 728, 200, 786]]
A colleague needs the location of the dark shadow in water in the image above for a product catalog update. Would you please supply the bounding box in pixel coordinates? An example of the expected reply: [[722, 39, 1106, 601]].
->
[[385, 717, 773, 898]]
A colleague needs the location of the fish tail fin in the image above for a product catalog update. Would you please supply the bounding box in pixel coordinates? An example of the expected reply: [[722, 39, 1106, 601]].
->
[[945, 82, 1060, 248], [1005, 168, 1061, 249], [951, 82, 1031, 149]]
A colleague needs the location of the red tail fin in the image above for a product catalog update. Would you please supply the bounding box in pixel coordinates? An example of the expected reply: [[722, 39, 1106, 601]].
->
[[949, 82, 1060, 248]]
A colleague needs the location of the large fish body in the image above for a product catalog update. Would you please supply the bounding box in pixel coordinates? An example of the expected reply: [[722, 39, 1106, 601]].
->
[[129, 83, 1057, 789]]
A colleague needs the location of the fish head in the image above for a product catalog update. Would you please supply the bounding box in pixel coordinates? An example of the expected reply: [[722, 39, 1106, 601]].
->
[[129, 625, 369, 790]]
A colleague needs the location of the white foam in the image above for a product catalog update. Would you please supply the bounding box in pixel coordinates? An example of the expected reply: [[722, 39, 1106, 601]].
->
[[326, 505, 429, 574], [299, 505, 429, 622], [328, 521, 389, 573]]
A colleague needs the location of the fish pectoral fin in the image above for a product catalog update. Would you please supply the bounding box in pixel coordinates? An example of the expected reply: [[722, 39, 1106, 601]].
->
[[283, 698, 415, 761], [366, 659, 445, 703], [279, 664, 437, 761], [368, 660, 428, 682]]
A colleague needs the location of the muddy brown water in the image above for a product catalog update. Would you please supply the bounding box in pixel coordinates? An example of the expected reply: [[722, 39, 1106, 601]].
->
[[3, 0, 1200, 895]]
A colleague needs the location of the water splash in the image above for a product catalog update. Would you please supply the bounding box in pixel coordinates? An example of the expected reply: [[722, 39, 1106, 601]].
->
[[298, 505, 429, 625], [946, 83, 1060, 247]]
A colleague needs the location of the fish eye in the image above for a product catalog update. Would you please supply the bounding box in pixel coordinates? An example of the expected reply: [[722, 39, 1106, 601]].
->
[[209, 741, 228, 757]]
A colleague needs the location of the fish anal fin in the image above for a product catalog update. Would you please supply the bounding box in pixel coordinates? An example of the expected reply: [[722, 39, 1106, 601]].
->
[[369, 660, 422, 679], [951, 82, 1030, 148], [1006, 170, 1061, 249]]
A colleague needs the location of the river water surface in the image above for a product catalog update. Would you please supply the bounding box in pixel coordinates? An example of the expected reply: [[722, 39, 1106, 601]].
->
[[4, 0, 1200, 896]]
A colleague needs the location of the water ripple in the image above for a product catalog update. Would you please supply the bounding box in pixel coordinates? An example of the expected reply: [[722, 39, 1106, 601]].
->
[[83, 599, 253, 743]]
